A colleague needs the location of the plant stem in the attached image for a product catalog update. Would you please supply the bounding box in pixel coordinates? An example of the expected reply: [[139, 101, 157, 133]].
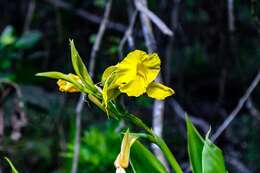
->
[[123, 113, 183, 173], [88, 96, 184, 173]]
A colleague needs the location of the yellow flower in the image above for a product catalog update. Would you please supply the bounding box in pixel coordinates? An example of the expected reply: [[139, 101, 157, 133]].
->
[[57, 73, 82, 92], [102, 50, 174, 102], [114, 131, 138, 173]]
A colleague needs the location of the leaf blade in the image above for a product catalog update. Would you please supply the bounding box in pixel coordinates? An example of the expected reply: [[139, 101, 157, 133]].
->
[[202, 136, 227, 173], [186, 115, 204, 173]]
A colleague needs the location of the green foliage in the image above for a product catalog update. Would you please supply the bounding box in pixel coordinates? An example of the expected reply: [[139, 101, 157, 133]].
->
[[186, 116, 227, 173], [131, 141, 168, 173], [63, 123, 121, 173]]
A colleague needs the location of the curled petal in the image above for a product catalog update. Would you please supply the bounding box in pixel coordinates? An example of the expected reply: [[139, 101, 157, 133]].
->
[[147, 82, 174, 100], [114, 131, 138, 169]]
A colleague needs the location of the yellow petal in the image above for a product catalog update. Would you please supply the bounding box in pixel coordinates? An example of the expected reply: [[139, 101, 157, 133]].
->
[[57, 73, 81, 93], [118, 75, 147, 97], [146, 82, 174, 100], [114, 131, 138, 169], [114, 50, 143, 86]]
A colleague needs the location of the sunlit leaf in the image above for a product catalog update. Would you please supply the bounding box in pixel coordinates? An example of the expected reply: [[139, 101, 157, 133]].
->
[[69, 39, 93, 87]]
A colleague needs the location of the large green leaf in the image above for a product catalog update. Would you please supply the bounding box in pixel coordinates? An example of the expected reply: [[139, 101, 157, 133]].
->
[[4, 157, 19, 173], [131, 141, 168, 173], [186, 116, 204, 173], [69, 40, 93, 87], [202, 135, 227, 173]]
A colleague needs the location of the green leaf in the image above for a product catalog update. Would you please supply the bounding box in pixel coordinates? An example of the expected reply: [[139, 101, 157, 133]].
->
[[4, 157, 19, 173], [131, 141, 168, 173], [35, 71, 87, 93], [202, 134, 227, 173], [186, 115, 204, 173], [69, 39, 93, 87], [15, 31, 42, 49]]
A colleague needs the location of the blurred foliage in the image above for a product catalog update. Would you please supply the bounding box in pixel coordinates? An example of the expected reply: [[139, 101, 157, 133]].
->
[[0, 25, 42, 81], [62, 122, 121, 173]]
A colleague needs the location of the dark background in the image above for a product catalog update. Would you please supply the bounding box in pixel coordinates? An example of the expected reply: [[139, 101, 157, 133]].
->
[[0, 0, 259, 173]]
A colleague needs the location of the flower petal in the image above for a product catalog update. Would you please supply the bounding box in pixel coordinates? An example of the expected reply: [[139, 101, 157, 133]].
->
[[114, 50, 144, 86], [146, 82, 174, 100], [118, 75, 147, 97]]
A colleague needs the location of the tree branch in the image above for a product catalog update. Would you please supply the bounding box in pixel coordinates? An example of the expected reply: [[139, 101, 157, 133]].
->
[[45, 0, 125, 33], [118, 10, 138, 59], [169, 98, 209, 133], [211, 71, 260, 142]]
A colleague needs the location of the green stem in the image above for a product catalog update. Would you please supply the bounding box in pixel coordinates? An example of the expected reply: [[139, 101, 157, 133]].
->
[[90, 98, 184, 173], [122, 113, 183, 173]]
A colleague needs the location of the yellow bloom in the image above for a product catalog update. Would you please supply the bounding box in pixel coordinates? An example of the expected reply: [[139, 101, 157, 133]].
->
[[102, 50, 174, 102], [57, 73, 81, 92], [114, 131, 138, 173], [114, 50, 160, 96]]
